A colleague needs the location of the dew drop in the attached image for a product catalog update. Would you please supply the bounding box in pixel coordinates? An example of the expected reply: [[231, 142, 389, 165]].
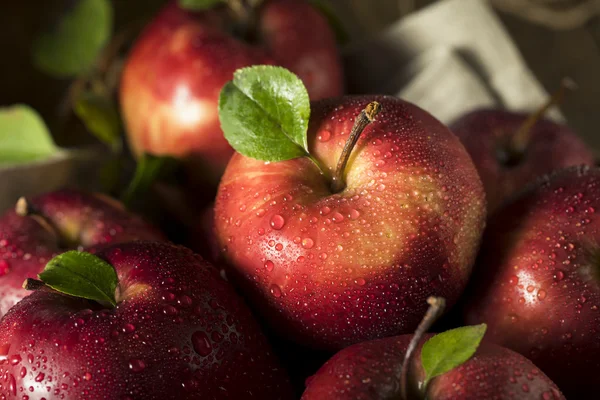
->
[[320, 206, 331, 216], [348, 209, 360, 220], [0, 259, 10, 276], [264, 260, 274, 272], [128, 359, 146, 372], [553, 270, 565, 282], [318, 130, 332, 142], [270, 284, 282, 298], [537, 290, 547, 300], [191, 331, 213, 356], [355, 278, 366, 286], [332, 212, 344, 223], [123, 324, 136, 334], [302, 238, 315, 249], [270, 215, 285, 230]]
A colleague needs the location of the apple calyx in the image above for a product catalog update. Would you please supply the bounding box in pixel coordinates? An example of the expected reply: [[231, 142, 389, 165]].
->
[[23, 251, 120, 308], [399, 296, 446, 400], [331, 101, 381, 193], [501, 78, 577, 166]]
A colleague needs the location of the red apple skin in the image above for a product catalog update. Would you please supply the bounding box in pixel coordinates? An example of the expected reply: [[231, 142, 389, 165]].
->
[[0, 241, 293, 399], [214, 95, 486, 350], [450, 109, 595, 215], [463, 166, 600, 398], [0, 190, 166, 318], [301, 334, 565, 400], [120, 0, 343, 176]]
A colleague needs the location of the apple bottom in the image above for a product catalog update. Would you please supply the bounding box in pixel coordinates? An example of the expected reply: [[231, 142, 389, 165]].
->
[[225, 253, 468, 351]]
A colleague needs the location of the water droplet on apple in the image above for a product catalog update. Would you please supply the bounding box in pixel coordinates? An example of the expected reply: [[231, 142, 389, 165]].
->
[[319, 253, 328, 260], [377, 184, 386, 191], [8, 374, 16, 395], [537, 290, 547, 300], [348, 209, 360, 220], [0, 259, 10, 276], [178, 295, 192, 307], [332, 212, 344, 223], [9, 355, 21, 365], [256, 209, 266, 217], [521, 383, 529, 392], [318, 130, 331, 142], [128, 359, 146, 372], [270, 215, 285, 230], [123, 324, 136, 333], [355, 278, 366, 286], [275, 243, 283, 251], [553, 270, 565, 281], [264, 260, 274, 272], [34, 372, 45, 382], [320, 206, 331, 216], [19, 366, 26, 378], [270, 284, 282, 298], [302, 238, 314, 249], [83, 372, 92, 381], [191, 331, 212, 356], [162, 305, 178, 316]]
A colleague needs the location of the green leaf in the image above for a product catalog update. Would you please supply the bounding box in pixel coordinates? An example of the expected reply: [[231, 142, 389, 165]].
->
[[121, 153, 177, 209], [308, 0, 350, 45], [32, 0, 113, 77], [0, 105, 58, 165], [73, 89, 121, 151], [178, 0, 224, 10], [218, 65, 311, 162], [39, 251, 119, 307], [421, 324, 487, 387]]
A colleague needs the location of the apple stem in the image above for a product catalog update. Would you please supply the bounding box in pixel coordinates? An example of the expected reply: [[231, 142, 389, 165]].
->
[[331, 101, 382, 193], [15, 197, 66, 248], [510, 78, 577, 156], [23, 278, 46, 291], [227, 0, 265, 40], [399, 296, 446, 400]]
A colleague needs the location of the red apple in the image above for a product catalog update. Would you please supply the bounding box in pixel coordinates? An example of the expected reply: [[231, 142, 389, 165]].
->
[[301, 333, 565, 400], [215, 95, 486, 350], [464, 165, 600, 398], [0, 241, 293, 399], [0, 189, 166, 318], [120, 0, 343, 178], [450, 81, 594, 214]]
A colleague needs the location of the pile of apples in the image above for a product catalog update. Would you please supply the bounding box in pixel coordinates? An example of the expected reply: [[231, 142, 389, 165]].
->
[[1, 1, 598, 399]]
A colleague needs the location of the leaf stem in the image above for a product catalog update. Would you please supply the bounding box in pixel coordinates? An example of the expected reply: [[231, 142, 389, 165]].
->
[[510, 78, 577, 156], [399, 296, 446, 400], [331, 101, 381, 193], [22, 278, 46, 291]]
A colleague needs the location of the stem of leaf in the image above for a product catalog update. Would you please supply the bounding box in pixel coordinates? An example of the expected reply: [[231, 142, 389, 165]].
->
[[399, 296, 446, 400]]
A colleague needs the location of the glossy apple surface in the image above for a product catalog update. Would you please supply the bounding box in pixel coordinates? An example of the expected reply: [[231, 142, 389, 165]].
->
[[0, 189, 166, 318], [464, 166, 600, 398], [120, 0, 343, 176], [0, 241, 293, 399], [450, 109, 594, 214], [302, 334, 565, 400], [215, 95, 486, 350]]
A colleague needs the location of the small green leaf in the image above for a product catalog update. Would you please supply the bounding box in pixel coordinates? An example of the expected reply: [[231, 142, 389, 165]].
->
[[421, 324, 487, 387], [178, 0, 224, 10], [39, 251, 119, 307], [218, 65, 311, 162], [32, 0, 113, 77], [0, 105, 58, 165], [308, 0, 350, 45], [121, 153, 177, 209], [74, 89, 121, 151]]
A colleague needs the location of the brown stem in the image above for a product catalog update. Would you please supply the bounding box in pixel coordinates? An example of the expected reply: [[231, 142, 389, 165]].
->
[[23, 278, 46, 291], [226, 0, 265, 40], [15, 198, 68, 248], [399, 296, 446, 400], [511, 77, 577, 155], [330, 101, 382, 193]]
